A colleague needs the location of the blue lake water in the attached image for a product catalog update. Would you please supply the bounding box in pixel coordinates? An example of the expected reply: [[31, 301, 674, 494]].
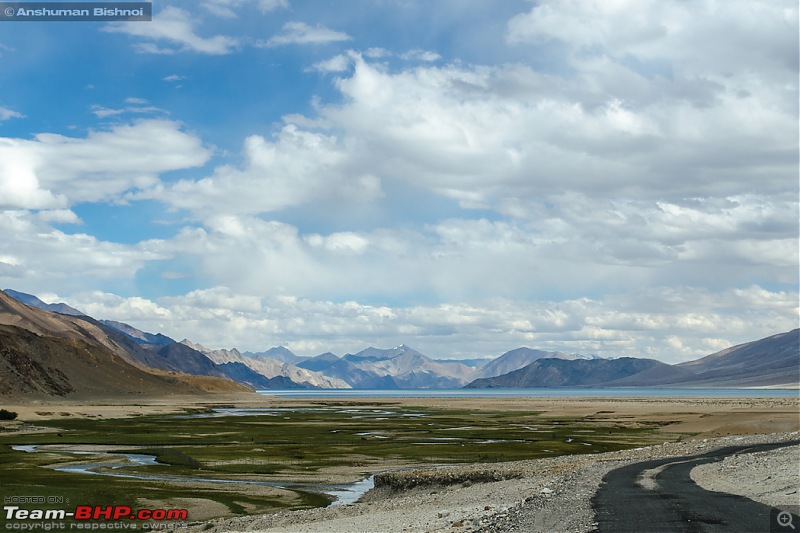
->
[[257, 388, 799, 399]]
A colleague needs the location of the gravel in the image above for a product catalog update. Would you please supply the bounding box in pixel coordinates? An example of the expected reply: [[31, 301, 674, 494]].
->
[[189, 431, 800, 533], [691, 443, 800, 509]]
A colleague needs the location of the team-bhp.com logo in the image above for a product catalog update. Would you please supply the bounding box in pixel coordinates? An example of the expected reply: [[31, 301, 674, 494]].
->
[[5, 505, 188, 527]]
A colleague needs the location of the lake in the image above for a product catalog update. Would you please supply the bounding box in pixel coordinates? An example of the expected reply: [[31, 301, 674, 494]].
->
[[257, 388, 799, 399]]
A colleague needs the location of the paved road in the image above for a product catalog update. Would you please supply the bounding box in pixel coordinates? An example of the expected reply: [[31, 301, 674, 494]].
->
[[593, 441, 800, 533]]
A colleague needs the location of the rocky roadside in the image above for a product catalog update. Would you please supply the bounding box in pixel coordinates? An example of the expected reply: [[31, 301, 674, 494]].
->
[[691, 443, 800, 509], [189, 431, 800, 533]]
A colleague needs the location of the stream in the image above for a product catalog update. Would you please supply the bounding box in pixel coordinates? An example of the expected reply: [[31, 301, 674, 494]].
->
[[12, 445, 373, 506]]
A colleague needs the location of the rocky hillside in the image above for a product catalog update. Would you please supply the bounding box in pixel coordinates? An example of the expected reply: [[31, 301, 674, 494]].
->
[[0, 290, 250, 399], [476, 348, 580, 379], [673, 329, 799, 387], [301, 345, 477, 388], [4, 289, 796, 393], [466, 329, 799, 389], [182, 340, 350, 389], [466, 357, 671, 388]]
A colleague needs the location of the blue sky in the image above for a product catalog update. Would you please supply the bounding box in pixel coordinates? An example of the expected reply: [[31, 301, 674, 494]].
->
[[0, 0, 797, 361]]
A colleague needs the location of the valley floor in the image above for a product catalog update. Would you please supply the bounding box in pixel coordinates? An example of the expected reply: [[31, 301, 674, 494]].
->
[[190, 431, 800, 533], [3, 393, 798, 532]]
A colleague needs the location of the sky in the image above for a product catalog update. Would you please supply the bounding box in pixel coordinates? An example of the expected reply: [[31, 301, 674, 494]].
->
[[0, 0, 797, 362]]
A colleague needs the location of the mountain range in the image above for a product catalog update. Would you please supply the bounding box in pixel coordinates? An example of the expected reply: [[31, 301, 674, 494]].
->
[[465, 329, 799, 389], [1, 289, 797, 399], [0, 290, 249, 399], [297, 345, 477, 389]]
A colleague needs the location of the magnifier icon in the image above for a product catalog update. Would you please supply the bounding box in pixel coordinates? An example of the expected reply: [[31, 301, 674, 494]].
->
[[778, 511, 795, 530]]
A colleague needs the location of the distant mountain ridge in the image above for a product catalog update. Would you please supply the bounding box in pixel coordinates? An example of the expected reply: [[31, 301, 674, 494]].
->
[[182, 340, 350, 389], [476, 348, 582, 379], [466, 357, 673, 388], [245, 346, 309, 365], [3, 289, 797, 396], [335, 345, 476, 388], [466, 329, 800, 389]]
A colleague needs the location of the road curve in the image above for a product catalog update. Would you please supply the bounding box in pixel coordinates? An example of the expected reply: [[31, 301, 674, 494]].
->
[[592, 440, 800, 533]]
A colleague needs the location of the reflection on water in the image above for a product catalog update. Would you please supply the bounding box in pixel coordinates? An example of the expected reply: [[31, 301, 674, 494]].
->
[[327, 475, 375, 506], [12, 445, 373, 506]]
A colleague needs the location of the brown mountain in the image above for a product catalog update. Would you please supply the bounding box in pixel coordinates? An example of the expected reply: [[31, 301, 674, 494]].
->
[[672, 329, 799, 387], [465, 357, 670, 388], [466, 329, 799, 389], [0, 290, 250, 399]]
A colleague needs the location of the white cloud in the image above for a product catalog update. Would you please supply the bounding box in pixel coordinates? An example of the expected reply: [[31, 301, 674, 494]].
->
[[0, 211, 166, 290], [364, 47, 391, 58], [57, 285, 797, 362], [147, 123, 381, 215], [507, 0, 797, 82], [309, 54, 351, 73], [305, 232, 370, 254], [129, 191, 795, 317], [399, 49, 441, 62], [0, 119, 210, 209], [36, 209, 81, 224], [0, 141, 64, 209], [90, 102, 165, 118], [0, 107, 23, 121], [104, 6, 239, 55], [266, 21, 351, 46], [317, 56, 795, 209], [77, 291, 174, 321]]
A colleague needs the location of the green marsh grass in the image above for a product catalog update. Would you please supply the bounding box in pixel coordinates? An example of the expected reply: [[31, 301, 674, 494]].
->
[[0, 404, 666, 524]]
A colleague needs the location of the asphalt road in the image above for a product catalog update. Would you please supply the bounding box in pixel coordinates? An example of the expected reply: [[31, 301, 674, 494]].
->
[[592, 441, 800, 533]]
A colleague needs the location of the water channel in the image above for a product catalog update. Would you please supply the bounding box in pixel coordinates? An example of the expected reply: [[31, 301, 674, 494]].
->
[[12, 445, 374, 506]]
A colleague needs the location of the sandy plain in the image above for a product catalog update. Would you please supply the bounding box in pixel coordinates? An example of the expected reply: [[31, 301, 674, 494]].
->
[[6, 392, 799, 437]]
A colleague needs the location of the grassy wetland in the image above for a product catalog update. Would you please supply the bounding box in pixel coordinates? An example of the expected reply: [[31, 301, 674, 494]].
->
[[0, 400, 674, 524]]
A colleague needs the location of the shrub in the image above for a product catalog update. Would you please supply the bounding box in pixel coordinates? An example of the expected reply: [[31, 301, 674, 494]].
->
[[0, 409, 18, 421]]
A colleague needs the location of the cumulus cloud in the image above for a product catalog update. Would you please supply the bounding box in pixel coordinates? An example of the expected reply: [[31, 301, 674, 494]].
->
[[0, 120, 210, 209], [309, 54, 351, 73], [59, 285, 797, 362], [507, 0, 798, 81], [305, 232, 370, 254], [0, 210, 166, 290], [147, 123, 381, 215], [316, 56, 796, 209], [104, 6, 239, 55], [130, 191, 796, 317]]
